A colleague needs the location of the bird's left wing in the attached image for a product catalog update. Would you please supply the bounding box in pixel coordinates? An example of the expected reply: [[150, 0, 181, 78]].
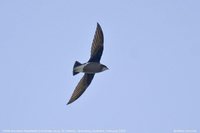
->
[[67, 74, 95, 105], [88, 23, 104, 63]]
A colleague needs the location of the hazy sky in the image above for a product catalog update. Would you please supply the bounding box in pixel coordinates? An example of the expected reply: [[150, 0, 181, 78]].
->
[[0, 0, 200, 133]]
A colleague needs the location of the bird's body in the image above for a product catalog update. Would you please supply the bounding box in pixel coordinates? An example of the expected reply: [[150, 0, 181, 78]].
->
[[67, 23, 108, 105], [74, 62, 107, 74]]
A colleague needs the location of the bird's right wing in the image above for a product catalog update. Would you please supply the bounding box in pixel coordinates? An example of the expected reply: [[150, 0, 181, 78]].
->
[[67, 74, 95, 105], [88, 23, 104, 63]]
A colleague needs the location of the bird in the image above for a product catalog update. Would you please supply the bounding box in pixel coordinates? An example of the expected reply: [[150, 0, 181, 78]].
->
[[67, 23, 108, 105]]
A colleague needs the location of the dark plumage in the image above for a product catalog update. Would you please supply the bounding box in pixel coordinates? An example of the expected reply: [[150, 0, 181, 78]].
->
[[67, 23, 108, 105]]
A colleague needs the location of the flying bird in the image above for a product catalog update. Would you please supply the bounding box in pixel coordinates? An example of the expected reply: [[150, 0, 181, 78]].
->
[[67, 23, 108, 105]]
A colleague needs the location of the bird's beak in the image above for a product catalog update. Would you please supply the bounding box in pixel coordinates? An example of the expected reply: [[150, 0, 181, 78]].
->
[[102, 67, 109, 71]]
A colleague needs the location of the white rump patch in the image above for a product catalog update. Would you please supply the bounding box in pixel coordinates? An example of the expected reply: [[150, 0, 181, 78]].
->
[[74, 63, 87, 72]]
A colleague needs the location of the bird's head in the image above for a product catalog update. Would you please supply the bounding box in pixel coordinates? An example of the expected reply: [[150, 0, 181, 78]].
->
[[101, 65, 109, 72]]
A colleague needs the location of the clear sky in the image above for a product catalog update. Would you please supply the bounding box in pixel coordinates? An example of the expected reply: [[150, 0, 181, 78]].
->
[[0, 0, 200, 133]]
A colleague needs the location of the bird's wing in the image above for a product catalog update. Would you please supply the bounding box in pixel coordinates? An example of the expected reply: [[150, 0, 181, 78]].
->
[[67, 74, 95, 105], [88, 23, 104, 63]]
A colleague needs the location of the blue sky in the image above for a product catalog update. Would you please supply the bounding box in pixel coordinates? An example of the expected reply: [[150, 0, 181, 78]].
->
[[0, 0, 200, 132]]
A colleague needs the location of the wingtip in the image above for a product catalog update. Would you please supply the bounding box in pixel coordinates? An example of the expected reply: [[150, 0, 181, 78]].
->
[[96, 22, 103, 36], [97, 22, 101, 28], [67, 98, 76, 105], [67, 100, 72, 105]]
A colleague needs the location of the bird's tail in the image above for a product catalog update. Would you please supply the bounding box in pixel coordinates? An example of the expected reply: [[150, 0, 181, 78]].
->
[[73, 61, 82, 75]]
